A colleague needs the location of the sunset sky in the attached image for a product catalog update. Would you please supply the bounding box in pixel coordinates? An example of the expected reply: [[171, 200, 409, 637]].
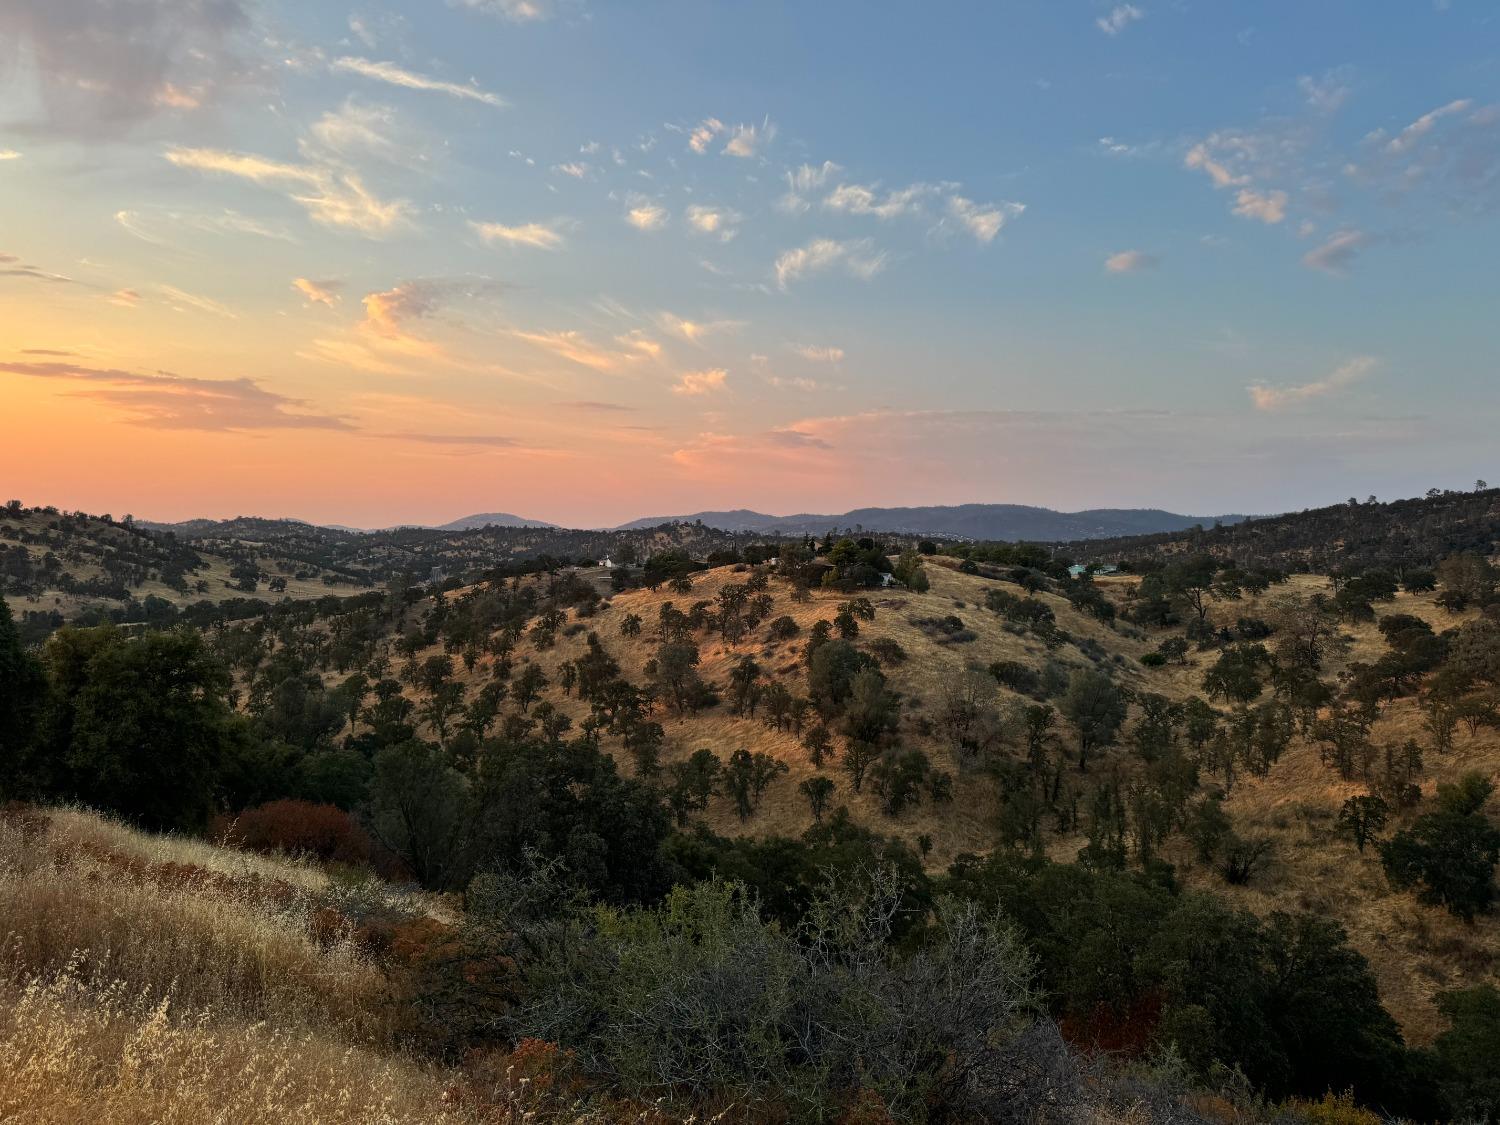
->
[[3, 1, 1498, 528]]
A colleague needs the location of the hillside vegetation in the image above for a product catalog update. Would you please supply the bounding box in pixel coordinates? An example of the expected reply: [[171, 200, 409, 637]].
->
[[1071, 486, 1500, 574], [6, 525, 1500, 1120]]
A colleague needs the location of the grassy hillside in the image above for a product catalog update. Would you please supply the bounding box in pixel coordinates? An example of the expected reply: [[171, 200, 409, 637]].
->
[[393, 562, 1500, 1043], [1, 504, 367, 631]]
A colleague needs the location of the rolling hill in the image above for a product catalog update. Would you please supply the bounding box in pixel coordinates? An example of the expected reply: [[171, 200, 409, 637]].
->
[[1070, 486, 1500, 573], [616, 503, 1248, 540]]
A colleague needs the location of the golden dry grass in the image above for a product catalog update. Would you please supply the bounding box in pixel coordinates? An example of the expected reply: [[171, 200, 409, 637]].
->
[[0, 971, 472, 1125], [0, 809, 396, 1042], [1138, 578, 1500, 1043], [0, 807, 698, 1124], [432, 559, 1160, 870]]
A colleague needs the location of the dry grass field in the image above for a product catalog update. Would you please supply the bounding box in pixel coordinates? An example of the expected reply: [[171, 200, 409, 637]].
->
[[0, 805, 701, 1124]]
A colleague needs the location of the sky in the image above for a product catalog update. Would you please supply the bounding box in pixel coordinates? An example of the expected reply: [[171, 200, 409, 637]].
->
[[2, 0, 1498, 529]]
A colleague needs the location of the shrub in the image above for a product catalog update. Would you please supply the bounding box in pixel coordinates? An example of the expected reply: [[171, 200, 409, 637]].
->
[[222, 799, 374, 867], [768, 615, 800, 641]]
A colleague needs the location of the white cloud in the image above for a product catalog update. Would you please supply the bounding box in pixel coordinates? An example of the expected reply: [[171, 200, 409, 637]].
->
[[947, 195, 1024, 243], [331, 56, 505, 107], [552, 161, 588, 178], [626, 200, 668, 230], [674, 368, 728, 395], [293, 278, 343, 307], [789, 161, 841, 192], [1302, 229, 1371, 274], [159, 284, 237, 319], [1104, 249, 1158, 273], [305, 100, 409, 164], [792, 344, 844, 363], [164, 146, 412, 236], [824, 182, 935, 220], [450, 0, 557, 22], [687, 118, 724, 154], [470, 220, 564, 249], [1385, 98, 1473, 154], [723, 118, 776, 158], [1248, 356, 1376, 410], [1299, 68, 1352, 114], [1184, 142, 1249, 188], [1232, 187, 1288, 224], [685, 204, 743, 240], [774, 237, 887, 289], [115, 207, 295, 244], [657, 313, 743, 342], [1096, 4, 1144, 36], [513, 328, 643, 373]]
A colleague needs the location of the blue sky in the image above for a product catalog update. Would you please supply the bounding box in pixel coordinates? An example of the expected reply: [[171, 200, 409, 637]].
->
[[1, 0, 1498, 526]]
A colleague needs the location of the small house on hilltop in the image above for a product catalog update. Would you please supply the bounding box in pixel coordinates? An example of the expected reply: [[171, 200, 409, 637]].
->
[[1068, 563, 1119, 578]]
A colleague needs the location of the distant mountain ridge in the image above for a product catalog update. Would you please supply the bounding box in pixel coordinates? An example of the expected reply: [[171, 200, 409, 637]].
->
[[613, 504, 1249, 541], [143, 513, 555, 534], [143, 505, 1240, 542], [429, 512, 556, 531]]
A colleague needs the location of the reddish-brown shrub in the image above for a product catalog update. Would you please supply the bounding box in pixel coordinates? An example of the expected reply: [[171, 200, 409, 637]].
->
[[222, 799, 374, 866]]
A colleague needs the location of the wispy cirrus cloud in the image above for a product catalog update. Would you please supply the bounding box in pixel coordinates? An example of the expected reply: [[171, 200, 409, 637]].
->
[[470, 219, 566, 249], [1096, 4, 1144, 36], [450, 0, 568, 24], [115, 207, 296, 245], [293, 278, 343, 307], [1104, 249, 1159, 273], [791, 344, 844, 363], [1384, 98, 1472, 155], [513, 328, 643, 373], [777, 161, 842, 213], [0, 251, 74, 284], [723, 118, 775, 158], [1248, 355, 1376, 411], [159, 284, 236, 319], [685, 204, 742, 241], [164, 146, 412, 237], [0, 359, 351, 431], [945, 195, 1024, 243], [686, 118, 724, 154], [1302, 229, 1372, 275], [774, 237, 887, 289], [656, 312, 743, 342], [331, 56, 505, 107], [673, 368, 728, 395], [824, 181, 936, 220]]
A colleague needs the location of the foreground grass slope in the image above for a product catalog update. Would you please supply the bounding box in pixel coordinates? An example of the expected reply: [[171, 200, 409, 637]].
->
[[0, 806, 1404, 1125], [0, 806, 562, 1124]]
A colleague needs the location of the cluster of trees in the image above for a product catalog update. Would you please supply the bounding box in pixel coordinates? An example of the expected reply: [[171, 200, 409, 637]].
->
[[1074, 483, 1500, 575], [0, 501, 207, 598]]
